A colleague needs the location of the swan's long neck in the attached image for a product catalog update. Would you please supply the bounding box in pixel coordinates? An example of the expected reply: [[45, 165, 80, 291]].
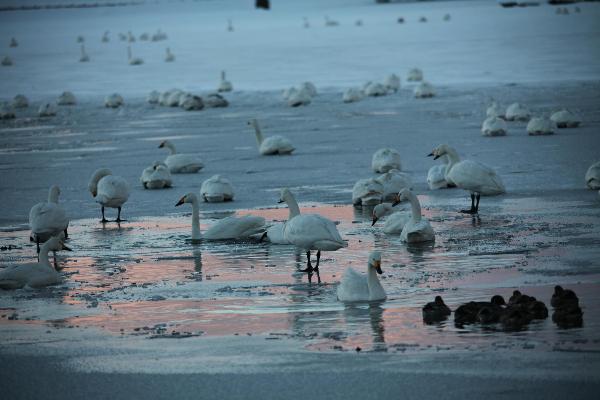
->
[[89, 169, 111, 195], [165, 142, 177, 155], [48, 188, 60, 204], [190, 197, 202, 240], [38, 242, 54, 270], [284, 193, 301, 219], [251, 120, 264, 145], [444, 147, 461, 169], [221, 71, 226, 81], [367, 264, 384, 296], [406, 192, 422, 223]]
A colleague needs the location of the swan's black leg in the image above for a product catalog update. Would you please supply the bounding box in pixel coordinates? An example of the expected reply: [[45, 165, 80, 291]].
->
[[474, 194, 481, 213], [36, 237, 40, 261], [63, 228, 68, 240], [461, 194, 477, 214], [116, 207, 122, 223], [101, 206, 108, 223], [313, 250, 322, 284], [300, 250, 313, 273], [53, 250, 58, 270]]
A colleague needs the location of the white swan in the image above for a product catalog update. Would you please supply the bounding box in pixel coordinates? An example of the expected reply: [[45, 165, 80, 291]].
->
[[88, 168, 130, 222], [101, 31, 110, 43], [550, 109, 580, 128], [527, 117, 555, 135], [279, 188, 347, 283], [9, 37, 18, 47], [104, 93, 124, 108], [372, 148, 402, 173], [429, 144, 505, 214], [384, 74, 400, 93], [180, 94, 204, 111], [364, 82, 388, 97], [248, 119, 295, 155], [407, 68, 423, 82], [175, 193, 265, 241], [29, 185, 69, 263], [204, 93, 229, 108], [427, 155, 451, 190], [0, 236, 71, 289], [218, 70, 233, 92], [287, 86, 312, 107], [147, 90, 160, 104], [352, 178, 384, 206], [38, 103, 57, 117], [159, 140, 204, 173], [57, 91, 76, 106], [12, 94, 29, 108], [414, 81, 435, 98], [486, 102, 504, 119], [1, 56, 13, 66], [342, 88, 364, 103], [300, 82, 317, 97], [375, 169, 412, 201], [371, 203, 409, 235], [586, 161, 600, 190], [140, 161, 172, 189], [337, 251, 386, 302], [165, 47, 175, 62], [505, 103, 530, 121], [127, 46, 144, 65], [200, 175, 234, 202], [78, 44, 89, 62], [481, 116, 507, 136], [393, 189, 435, 243]]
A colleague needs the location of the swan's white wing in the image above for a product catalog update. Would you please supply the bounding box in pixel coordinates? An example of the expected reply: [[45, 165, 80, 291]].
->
[[140, 166, 154, 184], [265, 222, 288, 244], [260, 136, 295, 154], [97, 176, 130, 207], [427, 164, 448, 190], [284, 214, 345, 250], [204, 215, 266, 240], [400, 218, 435, 243], [165, 154, 204, 173], [448, 160, 505, 195], [383, 212, 409, 234], [0, 263, 46, 289], [29, 203, 69, 239], [337, 267, 369, 302]]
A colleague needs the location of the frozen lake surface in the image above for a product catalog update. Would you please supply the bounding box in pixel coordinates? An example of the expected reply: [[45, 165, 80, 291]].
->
[[1, 0, 600, 398]]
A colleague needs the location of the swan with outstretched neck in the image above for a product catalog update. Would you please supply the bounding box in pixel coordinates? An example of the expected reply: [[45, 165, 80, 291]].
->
[[279, 188, 347, 283], [248, 119, 295, 155], [337, 251, 386, 302], [393, 189, 434, 243], [175, 193, 265, 241]]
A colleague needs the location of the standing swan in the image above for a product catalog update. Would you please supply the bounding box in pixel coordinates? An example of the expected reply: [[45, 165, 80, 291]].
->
[[279, 188, 347, 283], [0, 236, 71, 289], [175, 193, 265, 241], [127, 46, 144, 65], [248, 119, 295, 155], [79, 44, 90, 62], [428, 144, 505, 214], [218, 71, 233, 92], [393, 189, 435, 243], [337, 251, 386, 302], [165, 47, 175, 62], [29, 185, 69, 266], [159, 140, 204, 173], [88, 168, 130, 222]]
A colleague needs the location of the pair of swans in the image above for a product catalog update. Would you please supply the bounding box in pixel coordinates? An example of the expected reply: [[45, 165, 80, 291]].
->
[[218, 71, 233, 92], [0, 236, 71, 289], [29, 185, 70, 266], [158, 140, 204, 173], [140, 161, 172, 189], [428, 144, 505, 214], [248, 119, 295, 155], [88, 168, 130, 222], [200, 175, 234, 203]]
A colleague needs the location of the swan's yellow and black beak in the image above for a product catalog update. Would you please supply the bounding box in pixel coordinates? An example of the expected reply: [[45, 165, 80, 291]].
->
[[61, 243, 72, 251], [373, 259, 383, 275], [433, 154, 440, 160], [392, 194, 401, 207], [371, 216, 378, 226], [175, 196, 185, 207]]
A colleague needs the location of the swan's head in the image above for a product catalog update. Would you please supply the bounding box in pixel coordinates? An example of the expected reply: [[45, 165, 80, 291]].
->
[[371, 204, 389, 226], [49, 185, 60, 199], [428, 144, 450, 160], [247, 118, 258, 127], [368, 251, 383, 274], [152, 161, 167, 170], [175, 193, 198, 207], [392, 188, 411, 206], [45, 236, 72, 252], [158, 140, 169, 149], [278, 188, 293, 204]]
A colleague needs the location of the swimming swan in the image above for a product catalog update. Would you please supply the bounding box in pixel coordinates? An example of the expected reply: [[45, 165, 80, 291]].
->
[[279, 188, 347, 283], [0, 236, 71, 289], [29, 185, 69, 264], [248, 119, 295, 155], [371, 203, 409, 235], [88, 168, 130, 222], [200, 175, 234, 203], [175, 193, 265, 241], [428, 144, 505, 214], [159, 140, 204, 173], [337, 251, 386, 302], [393, 189, 435, 243], [550, 109, 580, 128], [140, 161, 172, 189], [104, 93, 124, 108]]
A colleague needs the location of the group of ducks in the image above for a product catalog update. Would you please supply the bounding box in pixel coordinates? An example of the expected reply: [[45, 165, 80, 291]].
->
[[422, 285, 583, 329]]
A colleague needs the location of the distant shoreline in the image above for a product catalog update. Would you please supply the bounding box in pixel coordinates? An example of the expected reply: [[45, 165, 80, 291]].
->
[[0, 1, 143, 13]]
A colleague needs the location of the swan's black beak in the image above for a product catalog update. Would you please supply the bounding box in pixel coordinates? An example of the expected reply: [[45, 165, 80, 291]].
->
[[373, 260, 383, 275], [158, 142, 164, 148], [92, 191, 97, 197], [371, 216, 378, 226], [62, 244, 72, 251], [277, 199, 284, 204], [175, 197, 185, 207], [433, 154, 440, 160], [427, 152, 434, 157], [392, 195, 401, 207]]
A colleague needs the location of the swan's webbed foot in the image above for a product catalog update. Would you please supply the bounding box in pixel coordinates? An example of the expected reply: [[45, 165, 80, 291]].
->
[[460, 208, 478, 215], [300, 251, 317, 283]]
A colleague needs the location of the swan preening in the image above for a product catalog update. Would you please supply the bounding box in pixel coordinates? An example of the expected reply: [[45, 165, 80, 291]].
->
[[165, 47, 175, 62], [505, 102, 530, 121], [127, 46, 144, 66], [586, 161, 600, 190], [88, 168, 130, 222], [218, 71, 233, 92], [175, 193, 265, 241], [29, 185, 69, 264], [481, 116, 507, 136], [527, 117, 555, 135], [414, 81, 435, 98], [79, 45, 90, 62], [372, 148, 402, 173], [407, 68, 423, 82], [551, 109, 580, 128], [337, 251, 386, 302], [57, 91, 76, 106], [38, 103, 57, 117], [159, 140, 204, 173], [0, 236, 71, 290], [427, 155, 451, 190], [140, 161, 173, 189], [429, 144, 505, 214], [393, 189, 435, 243], [279, 188, 346, 283], [248, 119, 295, 155], [104, 93, 124, 108], [371, 203, 409, 235], [2, 56, 13, 66], [200, 175, 234, 202], [12, 94, 29, 108]]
